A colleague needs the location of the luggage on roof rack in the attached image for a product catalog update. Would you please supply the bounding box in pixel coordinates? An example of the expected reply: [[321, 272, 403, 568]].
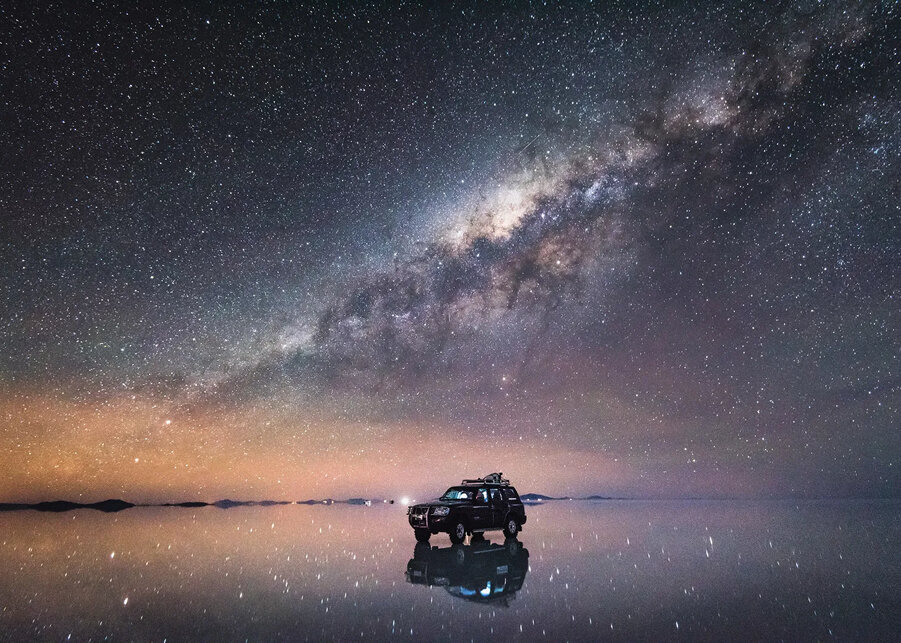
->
[[461, 472, 510, 486]]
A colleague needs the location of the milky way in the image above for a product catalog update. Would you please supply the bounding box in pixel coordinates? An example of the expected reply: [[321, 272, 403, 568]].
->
[[1, 1, 898, 501]]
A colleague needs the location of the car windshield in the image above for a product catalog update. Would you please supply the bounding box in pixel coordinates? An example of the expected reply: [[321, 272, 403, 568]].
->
[[441, 487, 473, 500]]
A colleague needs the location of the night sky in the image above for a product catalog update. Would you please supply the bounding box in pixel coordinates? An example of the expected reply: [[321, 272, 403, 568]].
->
[[1, 1, 898, 503]]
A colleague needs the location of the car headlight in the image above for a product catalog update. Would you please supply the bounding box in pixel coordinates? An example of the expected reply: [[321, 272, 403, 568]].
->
[[432, 506, 450, 516]]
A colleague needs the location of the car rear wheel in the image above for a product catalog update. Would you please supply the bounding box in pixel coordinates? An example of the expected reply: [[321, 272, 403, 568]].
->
[[449, 521, 466, 544], [414, 528, 430, 542], [503, 516, 519, 538]]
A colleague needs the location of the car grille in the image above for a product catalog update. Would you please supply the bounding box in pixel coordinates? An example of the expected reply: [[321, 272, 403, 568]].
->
[[410, 506, 429, 527]]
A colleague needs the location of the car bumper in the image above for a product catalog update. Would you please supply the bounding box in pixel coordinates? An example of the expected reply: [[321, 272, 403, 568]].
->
[[409, 514, 449, 531]]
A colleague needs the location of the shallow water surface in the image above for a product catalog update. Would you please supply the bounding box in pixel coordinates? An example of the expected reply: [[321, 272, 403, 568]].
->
[[1, 500, 899, 640]]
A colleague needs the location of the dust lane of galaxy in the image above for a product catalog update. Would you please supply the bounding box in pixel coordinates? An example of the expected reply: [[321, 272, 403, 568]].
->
[[1, 1, 898, 502]]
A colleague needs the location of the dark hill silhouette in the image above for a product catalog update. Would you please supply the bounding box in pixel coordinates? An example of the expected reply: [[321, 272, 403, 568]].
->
[[0, 498, 301, 512], [212, 499, 292, 508], [0, 494, 605, 512], [0, 499, 135, 513], [519, 493, 615, 504], [520, 493, 568, 503]]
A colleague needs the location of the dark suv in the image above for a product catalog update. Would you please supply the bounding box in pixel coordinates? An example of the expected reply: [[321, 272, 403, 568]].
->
[[407, 473, 527, 543]]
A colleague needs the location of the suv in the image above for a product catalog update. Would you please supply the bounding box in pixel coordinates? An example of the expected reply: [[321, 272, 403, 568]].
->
[[406, 473, 527, 543]]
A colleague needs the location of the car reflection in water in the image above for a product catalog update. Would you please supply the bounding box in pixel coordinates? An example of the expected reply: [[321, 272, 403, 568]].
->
[[406, 537, 529, 606]]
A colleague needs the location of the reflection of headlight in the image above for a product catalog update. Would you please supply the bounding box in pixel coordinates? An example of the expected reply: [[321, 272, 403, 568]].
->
[[432, 506, 449, 516]]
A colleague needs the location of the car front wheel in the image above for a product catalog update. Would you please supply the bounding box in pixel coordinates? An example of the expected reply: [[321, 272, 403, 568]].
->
[[503, 517, 519, 538], [449, 521, 466, 544]]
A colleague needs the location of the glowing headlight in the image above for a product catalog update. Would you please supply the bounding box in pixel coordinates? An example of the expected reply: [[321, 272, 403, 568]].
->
[[432, 506, 450, 516]]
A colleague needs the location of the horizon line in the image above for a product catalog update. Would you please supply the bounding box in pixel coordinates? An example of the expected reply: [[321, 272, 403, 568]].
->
[[3, 494, 901, 507]]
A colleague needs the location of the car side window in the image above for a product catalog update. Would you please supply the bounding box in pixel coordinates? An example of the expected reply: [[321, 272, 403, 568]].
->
[[490, 488, 502, 503], [475, 488, 488, 504], [505, 488, 518, 500]]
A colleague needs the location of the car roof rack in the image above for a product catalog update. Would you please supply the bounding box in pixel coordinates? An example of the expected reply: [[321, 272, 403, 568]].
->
[[461, 472, 510, 486]]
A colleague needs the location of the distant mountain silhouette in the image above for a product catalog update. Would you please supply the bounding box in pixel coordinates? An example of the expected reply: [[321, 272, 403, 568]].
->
[[520, 493, 568, 503], [212, 499, 292, 508], [0, 494, 603, 513], [0, 498, 343, 512], [296, 498, 375, 505], [0, 499, 135, 513], [519, 493, 614, 504]]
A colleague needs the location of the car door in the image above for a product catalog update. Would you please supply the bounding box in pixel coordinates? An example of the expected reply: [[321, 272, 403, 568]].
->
[[504, 487, 524, 521], [471, 487, 490, 529], [489, 488, 506, 528]]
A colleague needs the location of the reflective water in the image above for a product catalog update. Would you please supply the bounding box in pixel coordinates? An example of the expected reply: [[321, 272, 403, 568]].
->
[[1, 500, 899, 641]]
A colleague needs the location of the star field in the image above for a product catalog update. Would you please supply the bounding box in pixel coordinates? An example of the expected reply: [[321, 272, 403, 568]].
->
[[0, 1, 898, 502]]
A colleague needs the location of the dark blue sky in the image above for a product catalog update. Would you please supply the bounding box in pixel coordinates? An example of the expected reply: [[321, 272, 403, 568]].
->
[[0, 1, 898, 501]]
